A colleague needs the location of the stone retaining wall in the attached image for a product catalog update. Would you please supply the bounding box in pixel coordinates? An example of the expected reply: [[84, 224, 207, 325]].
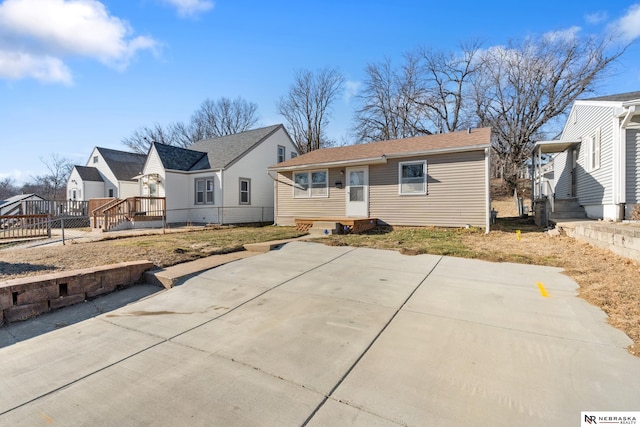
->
[[565, 223, 640, 262], [0, 261, 154, 324]]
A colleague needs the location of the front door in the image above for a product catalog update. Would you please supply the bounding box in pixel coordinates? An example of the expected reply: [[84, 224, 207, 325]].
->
[[345, 166, 368, 217]]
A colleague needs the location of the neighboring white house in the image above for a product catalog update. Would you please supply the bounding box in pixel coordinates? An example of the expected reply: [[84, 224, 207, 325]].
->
[[139, 124, 298, 225], [67, 147, 146, 201], [533, 91, 640, 221]]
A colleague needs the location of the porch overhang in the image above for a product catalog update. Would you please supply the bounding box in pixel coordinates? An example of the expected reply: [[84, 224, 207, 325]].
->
[[532, 139, 580, 155]]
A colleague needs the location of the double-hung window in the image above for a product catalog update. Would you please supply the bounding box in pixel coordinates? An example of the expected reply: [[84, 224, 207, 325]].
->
[[277, 145, 286, 163], [293, 170, 328, 198], [399, 160, 427, 195], [239, 178, 251, 204], [195, 178, 215, 204]]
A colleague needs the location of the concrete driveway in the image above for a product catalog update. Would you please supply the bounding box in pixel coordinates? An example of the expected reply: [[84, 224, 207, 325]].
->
[[0, 242, 638, 426]]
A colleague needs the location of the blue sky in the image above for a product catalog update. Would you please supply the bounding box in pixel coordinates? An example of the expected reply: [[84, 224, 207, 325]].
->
[[1, 0, 640, 185]]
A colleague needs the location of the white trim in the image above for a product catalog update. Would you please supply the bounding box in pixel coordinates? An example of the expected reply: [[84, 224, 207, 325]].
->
[[485, 147, 491, 233], [292, 169, 329, 198], [398, 160, 427, 196]]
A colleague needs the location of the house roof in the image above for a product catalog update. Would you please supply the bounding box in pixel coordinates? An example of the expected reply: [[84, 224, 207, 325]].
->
[[153, 124, 285, 172], [269, 127, 491, 170], [189, 124, 283, 170], [75, 166, 104, 182], [96, 147, 147, 181], [582, 91, 640, 103], [0, 194, 45, 213], [153, 143, 209, 171]]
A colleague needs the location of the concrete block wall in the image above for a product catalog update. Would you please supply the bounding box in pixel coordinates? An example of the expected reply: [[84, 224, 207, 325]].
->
[[0, 261, 154, 324], [567, 223, 640, 262]]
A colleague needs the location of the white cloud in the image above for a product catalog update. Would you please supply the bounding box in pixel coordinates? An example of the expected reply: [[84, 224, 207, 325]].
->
[[585, 11, 608, 25], [543, 26, 581, 43], [161, 0, 214, 18], [344, 80, 361, 102], [614, 3, 640, 42], [0, 49, 72, 84], [0, 0, 158, 83]]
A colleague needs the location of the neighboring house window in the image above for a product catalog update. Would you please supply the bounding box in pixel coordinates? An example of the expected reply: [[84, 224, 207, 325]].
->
[[195, 178, 215, 204], [293, 170, 328, 198], [93, 156, 98, 164], [108, 189, 114, 198], [278, 145, 286, 163], [239, 178, 251, 205], [572, 109, 577, 124], [588, 128, 601, 172], [291, 152, 298, 159], [399, 160, 427, 195], [71, 190, 76, 200]]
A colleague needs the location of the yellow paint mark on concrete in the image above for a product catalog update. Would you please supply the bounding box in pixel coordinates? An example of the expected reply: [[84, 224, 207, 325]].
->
[[40, 413, 54, 424], [537, 282, 549, 298]]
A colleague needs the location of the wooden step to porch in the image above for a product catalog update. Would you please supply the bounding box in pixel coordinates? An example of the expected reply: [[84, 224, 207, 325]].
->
[[295, 218, 378, 235], [309, 222, 341, 236]]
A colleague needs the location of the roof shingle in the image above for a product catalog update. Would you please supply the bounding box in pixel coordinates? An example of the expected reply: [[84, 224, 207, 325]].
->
[[270, 127, 491, 169], [96, 147, 146, 180]]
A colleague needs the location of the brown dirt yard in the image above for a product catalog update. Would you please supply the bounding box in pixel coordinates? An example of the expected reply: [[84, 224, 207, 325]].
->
[[0, 211, 638, 357]]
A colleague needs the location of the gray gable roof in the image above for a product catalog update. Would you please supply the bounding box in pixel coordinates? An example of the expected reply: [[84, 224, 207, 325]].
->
[[153, 143, 209, 171], [96, 147, 147, 181], [75, 166, 104, 182], [189, 124, 283, 169], [583, 91, 640, 102]]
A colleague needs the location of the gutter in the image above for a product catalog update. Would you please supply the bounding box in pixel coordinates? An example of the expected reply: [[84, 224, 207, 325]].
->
[[268, 144, 491, 172]]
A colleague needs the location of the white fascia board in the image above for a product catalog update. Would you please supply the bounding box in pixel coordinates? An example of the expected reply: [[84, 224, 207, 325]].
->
[[383, 144, 490, 160], [268, 157, 387, 172]]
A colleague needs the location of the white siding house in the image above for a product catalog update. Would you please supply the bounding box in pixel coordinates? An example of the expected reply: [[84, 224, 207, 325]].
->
[[66, 147, 146, 201], [138, 124, 298, 225], [533, 91, 640, 221]]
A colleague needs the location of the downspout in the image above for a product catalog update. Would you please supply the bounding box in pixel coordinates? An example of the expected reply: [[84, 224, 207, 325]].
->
[[271, 170, 278, 225], [220, 170, 224, 225], [485, 147, 491, 233]]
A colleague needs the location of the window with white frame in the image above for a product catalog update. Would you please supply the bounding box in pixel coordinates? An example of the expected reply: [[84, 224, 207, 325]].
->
[[293, 170, 328, 198], [399, 160, 427, 195], [588, 128, 601, 171], [277, 145, 286, 163], [195, 178, 215, 204], [239, 178, 251, 204]]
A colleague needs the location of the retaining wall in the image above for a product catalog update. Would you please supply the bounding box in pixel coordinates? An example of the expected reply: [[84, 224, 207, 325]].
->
[[0, 261, 154, 324], [565, 222, 640, 262]]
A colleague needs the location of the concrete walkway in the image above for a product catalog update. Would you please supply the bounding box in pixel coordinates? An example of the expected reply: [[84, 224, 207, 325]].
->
[[0, 242, 638, 426]]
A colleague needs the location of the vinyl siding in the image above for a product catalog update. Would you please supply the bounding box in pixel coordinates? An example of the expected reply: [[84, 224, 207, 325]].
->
[[562, 105, 615, 205], [626, 127, 640, 204], [552, 152, 571, 198], [275, 169, 345, 225], [276, 150, 487, 227], [370, 151, 486, 227]]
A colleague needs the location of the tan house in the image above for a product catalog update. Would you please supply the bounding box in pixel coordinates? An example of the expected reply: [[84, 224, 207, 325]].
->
[[268, 127, 492, 232]]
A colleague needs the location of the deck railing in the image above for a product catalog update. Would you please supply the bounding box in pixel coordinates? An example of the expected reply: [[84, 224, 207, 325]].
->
[[93, 197, 166, 231], [0, 214, 50, 239]]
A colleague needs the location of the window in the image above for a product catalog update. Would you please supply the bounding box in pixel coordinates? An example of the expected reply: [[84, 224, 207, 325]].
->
[[293, 170, 328, 198], [93, 156, 98, 164], [195, 178, 215, 204], [239, 178, 251, 205], [588, 128, 601, 171], [277, 145, 286, 163], [108, 189, 114, 198], [399, 160, 427, 195], [290, 152, 298, 159]]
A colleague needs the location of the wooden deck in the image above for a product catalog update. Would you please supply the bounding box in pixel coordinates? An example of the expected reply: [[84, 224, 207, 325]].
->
[[294, 217, 377, 234]]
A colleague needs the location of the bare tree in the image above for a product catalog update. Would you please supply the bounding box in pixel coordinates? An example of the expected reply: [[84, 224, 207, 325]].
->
[[191, 97, 260, 140], [473, 33, 625, 190], [414, 41, 482, 133], [278, 67, 345, 153], [121, 97, 260, 153], [21, 154, 73, 200], [0, 177, 19, 200], [121, 122, 177, 154], [352, 57, 429, 142]]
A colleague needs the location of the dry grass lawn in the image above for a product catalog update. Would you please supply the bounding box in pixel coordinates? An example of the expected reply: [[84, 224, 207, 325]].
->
[[1, 207, 638, 357]]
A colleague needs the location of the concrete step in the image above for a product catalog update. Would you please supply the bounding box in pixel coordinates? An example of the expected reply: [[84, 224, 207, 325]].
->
[[309, 222, 340, 236]]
